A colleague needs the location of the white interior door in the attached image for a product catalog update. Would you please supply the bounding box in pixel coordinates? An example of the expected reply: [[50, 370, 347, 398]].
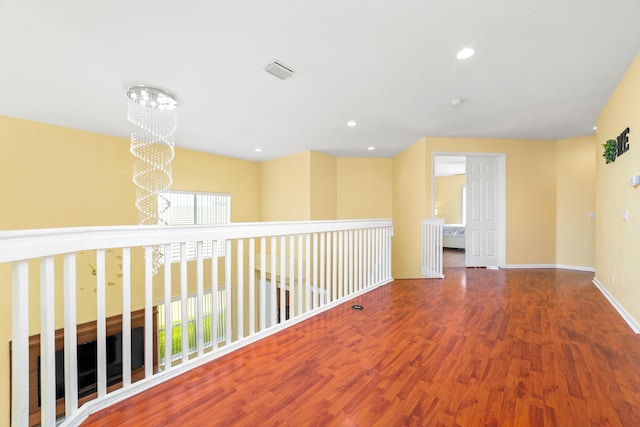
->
[[466, 156, 500, 267]]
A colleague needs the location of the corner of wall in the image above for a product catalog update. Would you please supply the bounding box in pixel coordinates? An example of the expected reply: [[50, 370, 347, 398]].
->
[[555, 135, 596, 268], [310, 151, 337, 220], [392, 139, 428, 278]]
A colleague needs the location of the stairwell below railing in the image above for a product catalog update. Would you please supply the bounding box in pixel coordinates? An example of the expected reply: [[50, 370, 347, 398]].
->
[[0, 219, 393, 427]]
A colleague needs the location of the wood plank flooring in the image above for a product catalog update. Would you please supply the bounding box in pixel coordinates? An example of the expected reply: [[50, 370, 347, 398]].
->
[[444, 248, 466, 267], [83, 268, 640, 426]]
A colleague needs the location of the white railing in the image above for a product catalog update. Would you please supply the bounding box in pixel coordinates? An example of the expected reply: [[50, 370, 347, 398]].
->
[[422, 218, 444, 278], [1, 219, 393, 427]]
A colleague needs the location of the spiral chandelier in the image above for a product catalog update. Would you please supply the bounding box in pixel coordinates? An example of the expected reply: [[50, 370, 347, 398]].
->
[[127, 85, 178, 273]]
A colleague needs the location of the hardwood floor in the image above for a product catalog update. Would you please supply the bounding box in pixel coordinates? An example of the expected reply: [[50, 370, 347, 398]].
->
[[443, 248, 466, 267], [83, 269, 640, 426]]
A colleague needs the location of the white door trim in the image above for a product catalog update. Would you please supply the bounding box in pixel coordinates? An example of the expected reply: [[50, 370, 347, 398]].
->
[[432, 152, 506, 268]]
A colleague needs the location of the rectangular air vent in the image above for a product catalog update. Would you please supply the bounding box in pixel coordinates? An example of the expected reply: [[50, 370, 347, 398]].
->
[[265, 60, 295, 80]]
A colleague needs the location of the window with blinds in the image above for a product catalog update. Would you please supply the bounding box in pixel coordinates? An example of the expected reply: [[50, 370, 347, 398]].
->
[[159, 191, 230, 261]]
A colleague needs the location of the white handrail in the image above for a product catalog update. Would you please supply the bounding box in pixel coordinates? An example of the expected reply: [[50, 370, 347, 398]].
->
[[3, 219, 393, 427], [0, 220, 391, 263]]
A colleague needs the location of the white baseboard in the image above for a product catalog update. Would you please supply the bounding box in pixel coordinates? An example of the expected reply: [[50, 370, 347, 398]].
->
[[592, 277, 640, 334], [504, 264, 556, 269], [504, 264, 595, 272], [556, 264, 596, 272]]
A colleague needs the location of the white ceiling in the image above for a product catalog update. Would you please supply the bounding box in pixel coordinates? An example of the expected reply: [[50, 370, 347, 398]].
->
[[1, 1, 639, 162]]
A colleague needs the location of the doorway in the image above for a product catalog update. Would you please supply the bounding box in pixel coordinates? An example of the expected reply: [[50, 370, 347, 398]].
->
[[433, 154, 506, 268]]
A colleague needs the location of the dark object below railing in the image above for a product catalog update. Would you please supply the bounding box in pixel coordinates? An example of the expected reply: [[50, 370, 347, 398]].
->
[[10, 308, 157, 427]]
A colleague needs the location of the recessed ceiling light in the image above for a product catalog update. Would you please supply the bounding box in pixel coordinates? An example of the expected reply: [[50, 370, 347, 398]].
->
[[593, 126, 597, 130], [367, 146, 375, 151], [456, 47, 475, 60], [254, 148, 262, 152], [451, 99, 464, 108], [346, 120, 357, 127]]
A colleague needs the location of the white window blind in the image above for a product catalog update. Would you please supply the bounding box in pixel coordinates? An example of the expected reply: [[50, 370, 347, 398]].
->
[[159, 191, 230, 261]]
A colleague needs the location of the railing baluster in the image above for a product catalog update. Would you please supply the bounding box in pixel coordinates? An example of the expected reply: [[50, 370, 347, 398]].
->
[[376, 228, 385, 283], [353, 230, 358, 292], [96, 249, 107, 397], [270, 237, 277, 326], [122, 248, 132, 387], [144, 246, 153, 378], [40, 256, 56, 426], [368, 229, 373, 284], [11, 261, 29, 427], [306, 234, 312, 313], [382, 227, 387, 280], [370, 228, 374, 285], [357, 230, 363, 291], [383, 227, 388, 279], [332, 232, 337, 302], [347, 230, 355, 295], [319, 233, 325, 307], [163, 244, 172, 370], [365, 228, 370, 286], [374, 228, 380, 284], [237, 239, 244, 340], [259, 237, 266, 331], [289, 235, 295, 318], [280, 236, 286, 323], [249, 238, 255, 335], [351, 231, 355, 293], [297, 234, 303, 316], [64, 252, 78, 418], [387, 227, 392, 280], [338, 231, 344, 299], [180, 243, 188, 364], [225, 240, 232, 345], [196, 241, 204, 357], [211, 240, 219, 350]]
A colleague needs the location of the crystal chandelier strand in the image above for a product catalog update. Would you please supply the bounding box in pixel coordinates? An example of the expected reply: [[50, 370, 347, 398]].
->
[[127, 86, 178, 273]]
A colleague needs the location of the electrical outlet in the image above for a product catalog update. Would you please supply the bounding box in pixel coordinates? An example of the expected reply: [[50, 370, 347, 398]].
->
[[623, 210, 629, 221]]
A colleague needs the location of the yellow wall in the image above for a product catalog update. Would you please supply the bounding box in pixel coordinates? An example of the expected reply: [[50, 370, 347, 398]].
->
[[435, 175, 466, 224], [594, 54, 640, 325], [0, 116, 262, 424], [260, 151, 311, 221], [261, 152, 393, 222], [392, 136, 560, 278], [0, 116, 137, 229], [337, 158, 392, 219], [426, 137, 558, 268], [556, 136, 596, 269], [172, 148, 261, 223], [310, 152, 337, 220], [392, 139, 428, 278]]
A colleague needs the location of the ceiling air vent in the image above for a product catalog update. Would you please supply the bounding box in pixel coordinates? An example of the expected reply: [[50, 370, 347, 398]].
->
[[265, 60, 295, 80]]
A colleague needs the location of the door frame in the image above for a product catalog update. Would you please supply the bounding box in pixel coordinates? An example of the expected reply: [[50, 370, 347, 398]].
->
[[432, 152, 506, 268]]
